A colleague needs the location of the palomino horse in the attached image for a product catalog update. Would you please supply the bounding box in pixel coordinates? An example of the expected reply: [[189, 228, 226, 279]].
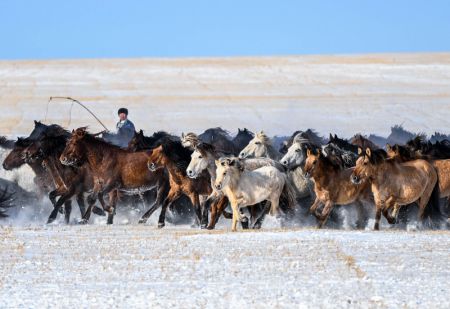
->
[[303, 148, 371, 228], [351, 148, 440, 230], [214, 157, 295, 231], [186, 142, 285, 229], [146, 138, 212, 228], [60, 127, 168, 225]]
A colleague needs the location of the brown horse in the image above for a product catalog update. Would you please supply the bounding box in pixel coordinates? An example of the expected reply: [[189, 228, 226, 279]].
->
[[3, 137, 53, 197], [60, 127, 169, 224], [303, 148, 371, 228], [351, 148, 441, 230], [146, 138, 212, 228], [387, 143, 450, 220], [23, 132, 105, 224]]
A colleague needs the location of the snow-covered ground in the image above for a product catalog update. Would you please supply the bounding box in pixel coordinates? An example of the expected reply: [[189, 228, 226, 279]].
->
[[0, 226, 449, 308]]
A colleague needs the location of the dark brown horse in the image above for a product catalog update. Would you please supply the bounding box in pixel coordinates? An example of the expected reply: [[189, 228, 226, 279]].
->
[[146, 138, 212, 228], [60, 127, 169, 224], [23, 132, 104, 224]]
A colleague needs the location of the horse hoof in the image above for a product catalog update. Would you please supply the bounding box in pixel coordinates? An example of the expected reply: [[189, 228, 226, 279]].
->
[[206, 225, 214, 230], [78, 219, 88, 225], [190, 223, 199, 228], [92, 207, 106, 216], [158, 222, 165, 229], [58, 208, 64, 214], [253, 223, 262, 229], [200, 224, 208, 229], [138, 219, 147, 224], [47, 218, 56, 224]]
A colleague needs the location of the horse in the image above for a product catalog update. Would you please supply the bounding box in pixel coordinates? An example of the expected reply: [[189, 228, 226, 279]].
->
[[351, 148, 441, 230], [0, 136, 15, 149], [232, 128, 254, 153], [23, 131, 105, 224], [239, 131, 282, 160], [350, 134, 380, 150], [127, 130, 175, 152], [387, 143, 450, 220], [214, 157, 296, 231], [3, 137, 54, 197], [182, 128, 236, 154], [60, 127, 168, 225], [279, 129, 326, 154], [186, 142, 284, 229], [321, 142, 358, 168], [406, 136, 450, 160], [386, 124, 423, 146], [146, 138, 212, 228], [303, 148, 371, 228]]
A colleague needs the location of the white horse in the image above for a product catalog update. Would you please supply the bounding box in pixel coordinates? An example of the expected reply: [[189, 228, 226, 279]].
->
[[239, 131, 282, 160], [214, 157, 294, 231], [186, 142, 285, 229]]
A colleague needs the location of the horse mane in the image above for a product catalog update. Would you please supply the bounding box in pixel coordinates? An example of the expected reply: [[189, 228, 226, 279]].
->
[[195, 142, 216, 156], [365, 148, 388, 165], [78, 128, 126, 151], [15, 137, 32, 148], [256, 131, 271, 144], [199, 127, 232, 141], [158, 137, 193, 174], [392, 144, 416, 161]]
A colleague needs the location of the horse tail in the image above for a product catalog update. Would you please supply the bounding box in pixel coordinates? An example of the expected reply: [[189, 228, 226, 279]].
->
[[279, 175, 297, 219], [423, 175, 443, 228]]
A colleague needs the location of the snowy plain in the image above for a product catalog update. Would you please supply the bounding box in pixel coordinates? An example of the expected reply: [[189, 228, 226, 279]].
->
[[0, 54, 449, 308]]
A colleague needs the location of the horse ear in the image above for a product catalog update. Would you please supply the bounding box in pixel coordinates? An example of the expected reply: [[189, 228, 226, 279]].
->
[[71, 129, 75, 134], [334, 134, 337, 139], [329, 133, 333, 141], [307, 148, 312, 157], [181, 132, 185, 138], [139, 129, 143, 135], [386, 144, 391, 151], [365, 148, 372, 157], [358, 147, 363, 155], [215, 159, 220, 167]]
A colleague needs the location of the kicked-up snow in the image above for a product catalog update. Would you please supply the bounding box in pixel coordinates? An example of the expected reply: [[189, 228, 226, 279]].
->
[[0, 225, 449, 308]]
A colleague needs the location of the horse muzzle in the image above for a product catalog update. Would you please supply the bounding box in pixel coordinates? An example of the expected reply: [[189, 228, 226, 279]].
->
[[304, 171, 311, 178], [148, 162, 156, 172], [186, 169, 197, 179], [214, 183, 222, 190]]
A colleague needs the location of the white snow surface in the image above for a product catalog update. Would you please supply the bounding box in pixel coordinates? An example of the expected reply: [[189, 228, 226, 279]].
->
[[0, 226, 449, 308]]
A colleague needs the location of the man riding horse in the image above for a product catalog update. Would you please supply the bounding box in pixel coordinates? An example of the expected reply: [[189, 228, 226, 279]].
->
[[103, 108, 135, 147]]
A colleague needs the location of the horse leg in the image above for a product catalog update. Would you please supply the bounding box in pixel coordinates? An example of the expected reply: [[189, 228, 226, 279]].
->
[[317, 201, 334, 228], [230, 201, 243, 232], [158, 191, 182, 228], [355, 200, 368, 230], [200, 196, 214, 229], [207, 196, 228, 230], [47, 191, 73, 224], [75, 192, 86, 217], [138, 185, 168, 224], [382, 197, 397, 225], [374, 201, 384, 231], [63, 200, 72, 224], [106, 191, 118, 225], [309, 197, 321, 215], [187, 193, 202, 228], [253, 201, 271, 229]]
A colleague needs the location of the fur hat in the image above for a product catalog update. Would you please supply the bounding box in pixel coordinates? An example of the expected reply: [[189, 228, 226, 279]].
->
[[118, 107, 128, 115]]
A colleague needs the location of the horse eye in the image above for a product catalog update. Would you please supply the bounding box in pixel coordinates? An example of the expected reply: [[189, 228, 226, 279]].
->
[[363, 162, 368, 166], [295, 149, 300, 152], [198, 155, 202, 159], [223, 172, 227, 176], [313, 160, 317, 164], [255, 142, 261, 145]]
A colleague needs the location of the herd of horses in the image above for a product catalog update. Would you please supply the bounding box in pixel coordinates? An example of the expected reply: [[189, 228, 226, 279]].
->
[[1, 121, 449, 231]]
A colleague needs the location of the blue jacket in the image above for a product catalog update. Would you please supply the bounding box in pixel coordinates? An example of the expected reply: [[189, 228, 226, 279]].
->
[[103, 119, 135, 148]]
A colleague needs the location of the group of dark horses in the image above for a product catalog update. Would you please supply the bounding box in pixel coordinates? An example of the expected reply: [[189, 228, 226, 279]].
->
[[0, 121, 449, 230]]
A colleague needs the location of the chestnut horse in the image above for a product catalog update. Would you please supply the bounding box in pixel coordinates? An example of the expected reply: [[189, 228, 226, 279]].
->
[[146, 138, 212, 228], [60, 127, 168, 224], [303, 148, 371, 228], [351, 148, 441, 230]]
